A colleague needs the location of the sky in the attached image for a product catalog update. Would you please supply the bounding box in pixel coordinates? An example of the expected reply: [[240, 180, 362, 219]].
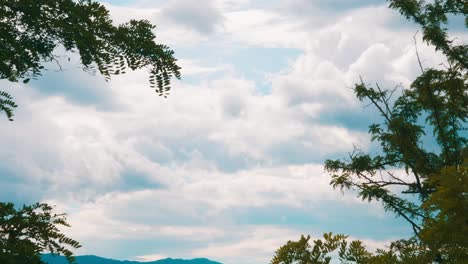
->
[[1, 1, 466, 264]]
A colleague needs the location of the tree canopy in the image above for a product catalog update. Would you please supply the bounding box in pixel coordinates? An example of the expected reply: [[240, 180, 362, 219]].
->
[[0, 202, 81, 264], [271, 233, 435, 264], [0, 0, 181, 120], [271, 0, 467, 263]]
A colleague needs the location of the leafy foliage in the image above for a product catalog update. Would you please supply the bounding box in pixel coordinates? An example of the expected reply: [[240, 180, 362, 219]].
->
[[420, 151, 468, 263], [0, 91, 17, 121], [270, 234, 348, 264], [0, 0, 181, 120], [272, 0, 466, 263], [388, 0, 467, 69], [325, 0, 466, 242], [270, 233, 436, 264], [0, 202, 81, 264]]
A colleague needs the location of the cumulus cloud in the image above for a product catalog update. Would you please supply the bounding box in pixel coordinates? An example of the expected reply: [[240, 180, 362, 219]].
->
[[3, 0, 464, 263], [160, 0, 224, 34], [223, 9, 308, 48]]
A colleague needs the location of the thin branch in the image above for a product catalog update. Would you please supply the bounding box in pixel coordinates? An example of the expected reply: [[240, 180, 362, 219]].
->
[[413, 31, 425, 75], [358, 77, 392, 124], [358, 172, 411, 187], [382, 196, 424, 238], [376, 83, 392, 117], [350, 181, 425, 234], [387, 171, 409, 184], [414, 31, 453, 166], [51, 57, 64, 72]]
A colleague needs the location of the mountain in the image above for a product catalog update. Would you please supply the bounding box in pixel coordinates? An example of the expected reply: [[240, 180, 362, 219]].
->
[[41, 254, 222, 264]]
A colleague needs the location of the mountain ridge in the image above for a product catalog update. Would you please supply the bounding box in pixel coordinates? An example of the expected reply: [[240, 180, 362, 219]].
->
[[41, 254, 222, 264]]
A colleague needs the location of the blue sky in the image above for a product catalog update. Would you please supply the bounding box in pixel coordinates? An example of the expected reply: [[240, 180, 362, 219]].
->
[[1, 1, 466, 264]]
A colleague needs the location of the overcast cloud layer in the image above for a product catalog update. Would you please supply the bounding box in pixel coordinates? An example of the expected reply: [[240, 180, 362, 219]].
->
[[1, 1, 465, 264]]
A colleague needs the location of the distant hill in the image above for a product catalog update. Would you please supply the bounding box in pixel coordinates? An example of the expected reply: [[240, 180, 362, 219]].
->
[[41, 254, 222, 264]]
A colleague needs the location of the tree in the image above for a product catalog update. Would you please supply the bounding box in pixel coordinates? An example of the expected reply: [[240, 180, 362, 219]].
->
[[270, 233, 446, 264], [419, 152, 468, 262], [270, 233, 435, 264], [0, 202, 81, 264], [0, 0, 181, 120], [1, 1, 181, 262], [270, 233, 373, 264], [271, 0, 467, 263], [389, 0, 467, 68]]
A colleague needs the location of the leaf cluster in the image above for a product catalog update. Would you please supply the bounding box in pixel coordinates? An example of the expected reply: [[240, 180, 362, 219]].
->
[[388, 0, 467, 69], [420, 151, 468, 262], [0, 0, 181, 120], [270, 233, 437, 264], [273, 1, 467, 263], [0, 202, 81, 264], [325, 0, 467, 243], [270, 233, 352, 264]]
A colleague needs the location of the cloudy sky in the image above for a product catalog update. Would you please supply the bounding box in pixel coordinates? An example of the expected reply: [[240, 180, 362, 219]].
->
[[1, 0, 464, 263]]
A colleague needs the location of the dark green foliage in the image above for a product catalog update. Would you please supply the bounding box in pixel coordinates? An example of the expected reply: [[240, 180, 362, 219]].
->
[[0, 91, 17, 121], [419, 152, 468, 263], [270, 234, 349, 264], [270, 233, 436, 264], [0, 202, 81, 264], [389, 0, 467, 68], [0, 0, 181, 120], [270, 232, 464, 264], [273, 0, 467, 263], [325, 0, 466, 240]]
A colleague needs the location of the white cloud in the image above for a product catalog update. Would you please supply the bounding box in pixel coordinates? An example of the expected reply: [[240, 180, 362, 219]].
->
[[223, 9, 308, 48], [3, 0, 463, 263], [178, 59, 230, 76], [192, 225, 299, 264], [161, 0, 224, 34], [133, 254, 167, 261], [191, 226, 398, 264]]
